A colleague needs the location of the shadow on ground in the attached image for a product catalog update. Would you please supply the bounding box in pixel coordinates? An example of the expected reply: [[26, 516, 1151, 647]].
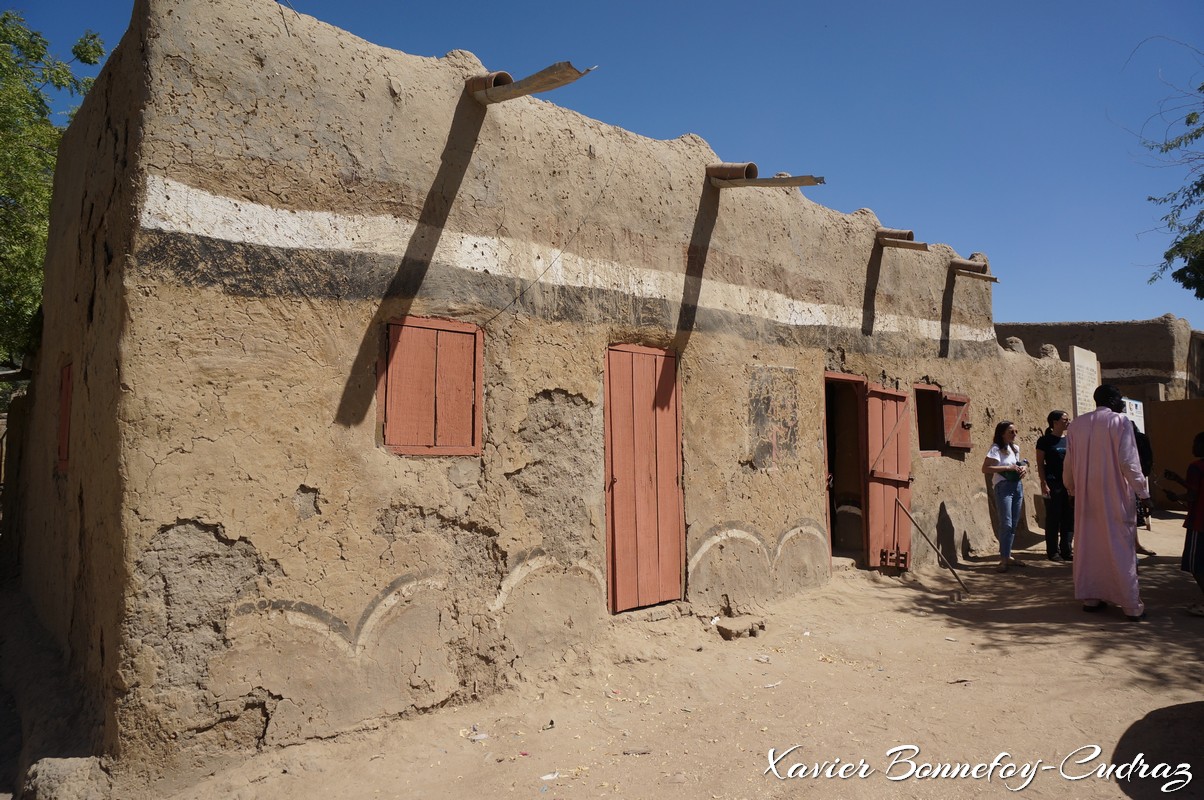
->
[[887, 512, 1204, 694], [1109, 701, 1202, 798]]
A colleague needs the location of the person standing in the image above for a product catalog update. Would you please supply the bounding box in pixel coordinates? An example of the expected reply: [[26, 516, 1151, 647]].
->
[[982, 421, 1028, 573], [1180, 432, 1204, 617], [1132, 421, 1157, 556], [1035, 410, 1073, 562], [1064, 385, 1152, 620]]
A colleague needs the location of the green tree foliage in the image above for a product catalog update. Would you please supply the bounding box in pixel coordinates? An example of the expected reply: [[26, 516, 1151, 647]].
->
[[0, 12, 103, 368], [1146, 49, 1204, 297]]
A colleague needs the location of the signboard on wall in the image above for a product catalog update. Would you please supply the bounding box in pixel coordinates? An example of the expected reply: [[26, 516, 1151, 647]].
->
[[1124, 398, 1146, 433], [1070, 345, 1100, 416]]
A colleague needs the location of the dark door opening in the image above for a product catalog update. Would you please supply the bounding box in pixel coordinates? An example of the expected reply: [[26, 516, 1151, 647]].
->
[[824, 375, 866, 562]]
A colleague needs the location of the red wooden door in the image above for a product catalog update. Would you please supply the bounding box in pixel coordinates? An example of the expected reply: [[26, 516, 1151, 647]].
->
[[605, 345, 684, 612], [866, 385, 912, 569]]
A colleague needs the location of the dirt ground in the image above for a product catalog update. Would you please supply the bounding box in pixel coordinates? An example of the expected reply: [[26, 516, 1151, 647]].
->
[[6, 512, 1204, 799]]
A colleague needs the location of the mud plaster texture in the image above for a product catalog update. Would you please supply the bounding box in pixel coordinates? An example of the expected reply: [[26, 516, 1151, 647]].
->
[[5, 0, 1080, 792]]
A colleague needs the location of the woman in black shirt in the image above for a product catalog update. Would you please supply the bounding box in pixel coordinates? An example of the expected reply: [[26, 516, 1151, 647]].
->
[[1035, 410, 1073, 561]]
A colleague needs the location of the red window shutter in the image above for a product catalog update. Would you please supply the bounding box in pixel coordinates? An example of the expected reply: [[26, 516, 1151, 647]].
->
[[434, 330, 476, 447], [382, 317, 483, 455], [386, 324, 437, 447], [942, 393, 972, 450], [57, 364, 72, 472]]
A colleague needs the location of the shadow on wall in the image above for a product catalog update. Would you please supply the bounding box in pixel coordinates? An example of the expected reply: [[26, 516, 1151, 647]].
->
[[939, 268, 956, 358], [935, 502, 960, 566], [670, 182, 720, 357], [860, 242, 883, 337], [334, 90, 487, 427]]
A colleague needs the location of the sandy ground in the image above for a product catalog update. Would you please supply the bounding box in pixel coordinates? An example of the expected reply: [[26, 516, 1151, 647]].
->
[[5, 513, 1203, 799], [145, 512, 1203, 800]]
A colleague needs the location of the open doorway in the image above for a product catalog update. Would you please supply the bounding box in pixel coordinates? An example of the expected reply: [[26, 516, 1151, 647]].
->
[[824, 374, 866, 562], [823, 373, 914, 571]]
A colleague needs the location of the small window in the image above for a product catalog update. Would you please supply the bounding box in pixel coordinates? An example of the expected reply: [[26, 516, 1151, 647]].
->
[[379, 317, 483, 456], [914, 385, 943, 453], [914, 385, 973, 454], [57, 363, 72, 473]]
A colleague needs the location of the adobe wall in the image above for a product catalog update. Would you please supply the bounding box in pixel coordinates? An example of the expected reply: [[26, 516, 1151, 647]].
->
[[22, 0, 1072, 787], [995, 315, 1194, 403], [12, 2, 149, 759]]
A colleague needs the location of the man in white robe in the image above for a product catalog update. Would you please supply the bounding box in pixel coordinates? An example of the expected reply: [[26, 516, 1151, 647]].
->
[[1063, 384, 1151, 619]]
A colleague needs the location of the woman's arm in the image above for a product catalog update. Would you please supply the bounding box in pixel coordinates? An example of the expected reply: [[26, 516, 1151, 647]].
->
[[1033, 449, 1046, 493], [982, 455, 1001, 476]]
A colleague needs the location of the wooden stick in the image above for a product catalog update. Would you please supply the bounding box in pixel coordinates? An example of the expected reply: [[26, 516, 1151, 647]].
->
[[894, 497, 972, 597]]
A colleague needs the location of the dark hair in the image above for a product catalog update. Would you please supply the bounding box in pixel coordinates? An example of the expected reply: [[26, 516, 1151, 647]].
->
[[1044, 409, 1068, 436], [992, 420, 1017, 452], [1193, 432, 1204, 459], [1093, 384, 1124, 412]]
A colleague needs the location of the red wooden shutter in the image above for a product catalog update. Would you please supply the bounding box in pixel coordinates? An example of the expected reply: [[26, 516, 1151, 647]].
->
[[434, 330, 476, 448], [382, 318, 483, 455], [866, 385, 912, 569], [942, 393, 972, 450], [607, 348, 639, 612], [386, 323, 437, 447], [653, 353, 683, 601], [633, 352, 662, 604]]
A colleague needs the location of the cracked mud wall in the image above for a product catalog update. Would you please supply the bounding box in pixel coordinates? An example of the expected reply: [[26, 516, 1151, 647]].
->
[[22, 0, 1075, 785]]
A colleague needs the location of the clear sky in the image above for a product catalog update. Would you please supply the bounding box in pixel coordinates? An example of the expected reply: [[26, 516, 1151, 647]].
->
[[20, 0, 1204, 329]]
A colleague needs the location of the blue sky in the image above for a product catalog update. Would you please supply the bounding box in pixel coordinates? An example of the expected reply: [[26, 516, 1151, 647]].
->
[[21, 0, 1204, 328]]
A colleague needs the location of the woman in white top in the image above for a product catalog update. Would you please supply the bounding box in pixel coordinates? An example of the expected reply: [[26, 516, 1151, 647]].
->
[[982, 421, 1029, 573]]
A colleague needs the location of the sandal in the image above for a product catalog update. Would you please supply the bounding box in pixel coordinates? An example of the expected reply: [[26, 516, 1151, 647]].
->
[[1187, 604, 1204, 618], [1137, 546, 1157, 556], [1008, 558, 1028, 568], [995, 563, 1009, 573]]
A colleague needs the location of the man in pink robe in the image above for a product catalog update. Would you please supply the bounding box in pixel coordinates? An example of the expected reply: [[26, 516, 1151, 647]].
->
[[1063, 384, 1151, 619]]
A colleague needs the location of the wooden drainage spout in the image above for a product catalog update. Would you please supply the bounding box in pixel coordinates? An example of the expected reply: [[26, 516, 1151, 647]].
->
[[706, 162, 825, 189], [467, 62, 595, 104], [949, 257, 998, 283], [707, 162, 759, 181], [875, 227, 929, 252], [465, 71, 513, 96]]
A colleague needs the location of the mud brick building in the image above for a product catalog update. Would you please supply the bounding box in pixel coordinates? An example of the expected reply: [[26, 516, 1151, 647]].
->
[[996, 315, 1203, 403], [4, 0, 1074, 784]]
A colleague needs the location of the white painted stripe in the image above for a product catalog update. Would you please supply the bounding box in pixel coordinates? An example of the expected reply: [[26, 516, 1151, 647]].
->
[[139, 175, 997, 343]]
